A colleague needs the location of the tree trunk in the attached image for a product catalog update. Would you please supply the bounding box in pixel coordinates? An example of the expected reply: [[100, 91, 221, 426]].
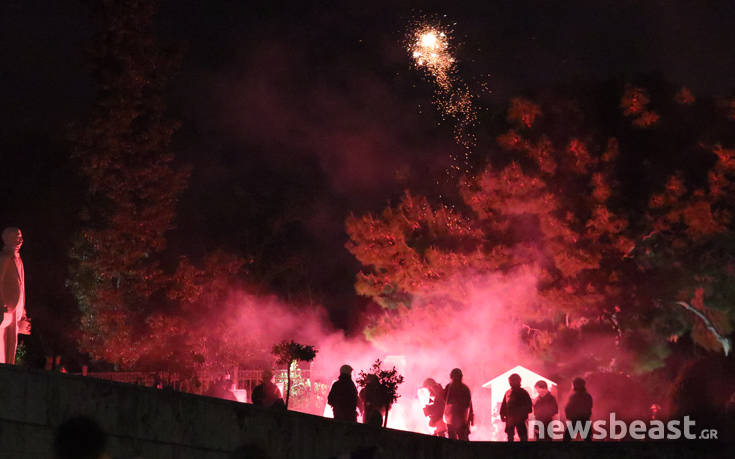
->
[[383, 406, 389, 427], [286, 362, 292, 408]]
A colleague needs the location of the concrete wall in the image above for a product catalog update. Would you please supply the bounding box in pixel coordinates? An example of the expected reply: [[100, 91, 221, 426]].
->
[[0, 364, 727, 459]]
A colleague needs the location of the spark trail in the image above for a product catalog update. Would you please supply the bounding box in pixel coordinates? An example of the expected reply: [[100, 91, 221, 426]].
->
[[408, 22, 478, 155]]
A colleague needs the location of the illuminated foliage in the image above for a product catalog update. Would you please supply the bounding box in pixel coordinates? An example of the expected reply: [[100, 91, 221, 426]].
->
[[632, 110, 661, 128], [620, 85, 650, 116], [348, 82, 735, 372], [674, 87, 696, 105], [620, 85, 660, 128], [272, 340, 318, 408], [636, 139, 735, 356], [507, 97, 542, 128]]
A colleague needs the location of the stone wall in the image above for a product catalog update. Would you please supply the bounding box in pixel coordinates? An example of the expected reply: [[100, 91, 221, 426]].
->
[[0, 364, 727, 458]]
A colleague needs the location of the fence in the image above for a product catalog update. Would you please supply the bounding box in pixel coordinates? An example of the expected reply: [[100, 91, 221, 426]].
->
[[81, 365, 326, 414]]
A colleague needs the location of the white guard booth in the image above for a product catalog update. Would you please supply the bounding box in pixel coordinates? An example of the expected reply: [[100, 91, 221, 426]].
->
[[482, 365, 557, 441]]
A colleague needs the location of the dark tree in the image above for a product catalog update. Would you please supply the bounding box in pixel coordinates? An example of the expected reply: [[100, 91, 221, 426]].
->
[[68, 0, 188, 367]]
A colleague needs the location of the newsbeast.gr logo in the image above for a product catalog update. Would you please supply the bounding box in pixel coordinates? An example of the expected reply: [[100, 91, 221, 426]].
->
[[530, 413, 719, 440]]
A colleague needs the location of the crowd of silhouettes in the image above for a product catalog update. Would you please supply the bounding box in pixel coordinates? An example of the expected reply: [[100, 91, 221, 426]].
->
[[323, 363, 599, 442], [52, 364, 735, 458], [495, 373, 593, 442], [413, 369, 598, 442], [326, 365, 475, 440], [180, 362, 599, 444], [46, 366, 604, 459], [232, 362, 600, 444]]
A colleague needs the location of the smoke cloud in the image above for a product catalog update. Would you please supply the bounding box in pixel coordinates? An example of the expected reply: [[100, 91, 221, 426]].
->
[[214, 269, 544, 440]]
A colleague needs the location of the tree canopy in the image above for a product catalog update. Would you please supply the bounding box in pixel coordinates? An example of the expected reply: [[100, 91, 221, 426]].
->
[[347, 81, 735, 375]]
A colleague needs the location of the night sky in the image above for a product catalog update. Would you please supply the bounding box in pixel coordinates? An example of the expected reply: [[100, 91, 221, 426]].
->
[[2, 0, 735, 358]]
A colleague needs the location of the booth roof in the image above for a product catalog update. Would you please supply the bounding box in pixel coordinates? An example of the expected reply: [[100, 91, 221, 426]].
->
[[481, 365, 556, 389]]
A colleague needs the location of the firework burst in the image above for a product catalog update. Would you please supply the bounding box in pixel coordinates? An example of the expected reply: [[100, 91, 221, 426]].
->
[[409, 27, 455, 90], [408, 21, 478, 156]]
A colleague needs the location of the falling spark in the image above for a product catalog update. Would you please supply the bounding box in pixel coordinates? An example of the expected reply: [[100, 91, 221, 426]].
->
[[408, 21, 478, 156]]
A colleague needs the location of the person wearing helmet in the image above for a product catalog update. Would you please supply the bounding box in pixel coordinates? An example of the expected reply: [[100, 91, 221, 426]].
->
[[251, 369, 284, 408], [328, 364, 359, 422], [443, 368, 473, 440], [532, 380, 558, 441], [421, 378, 447, 437], [499, 373, 533, 441], [564, 377, 593, 441]]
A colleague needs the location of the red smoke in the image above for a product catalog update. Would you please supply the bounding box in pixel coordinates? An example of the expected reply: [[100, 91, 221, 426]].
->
[[216, 269, 540, 440]]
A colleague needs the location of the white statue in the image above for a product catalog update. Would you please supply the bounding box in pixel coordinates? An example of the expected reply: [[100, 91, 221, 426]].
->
[[0, 227, 31, 364]]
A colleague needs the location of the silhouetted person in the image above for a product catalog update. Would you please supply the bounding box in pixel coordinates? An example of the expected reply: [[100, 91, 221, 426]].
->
[[500, 373, 532, 442], [360, 373, 386, 427], [564, 377, 593, 441], [251, 369, 284, 408], [328, 364, 359, 422], [53, 416, 109, 459], [360, 374, 387, 426], [443, 368, 473, 440], [532, 380, 557, 441], [422, 378, 447, 437]]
